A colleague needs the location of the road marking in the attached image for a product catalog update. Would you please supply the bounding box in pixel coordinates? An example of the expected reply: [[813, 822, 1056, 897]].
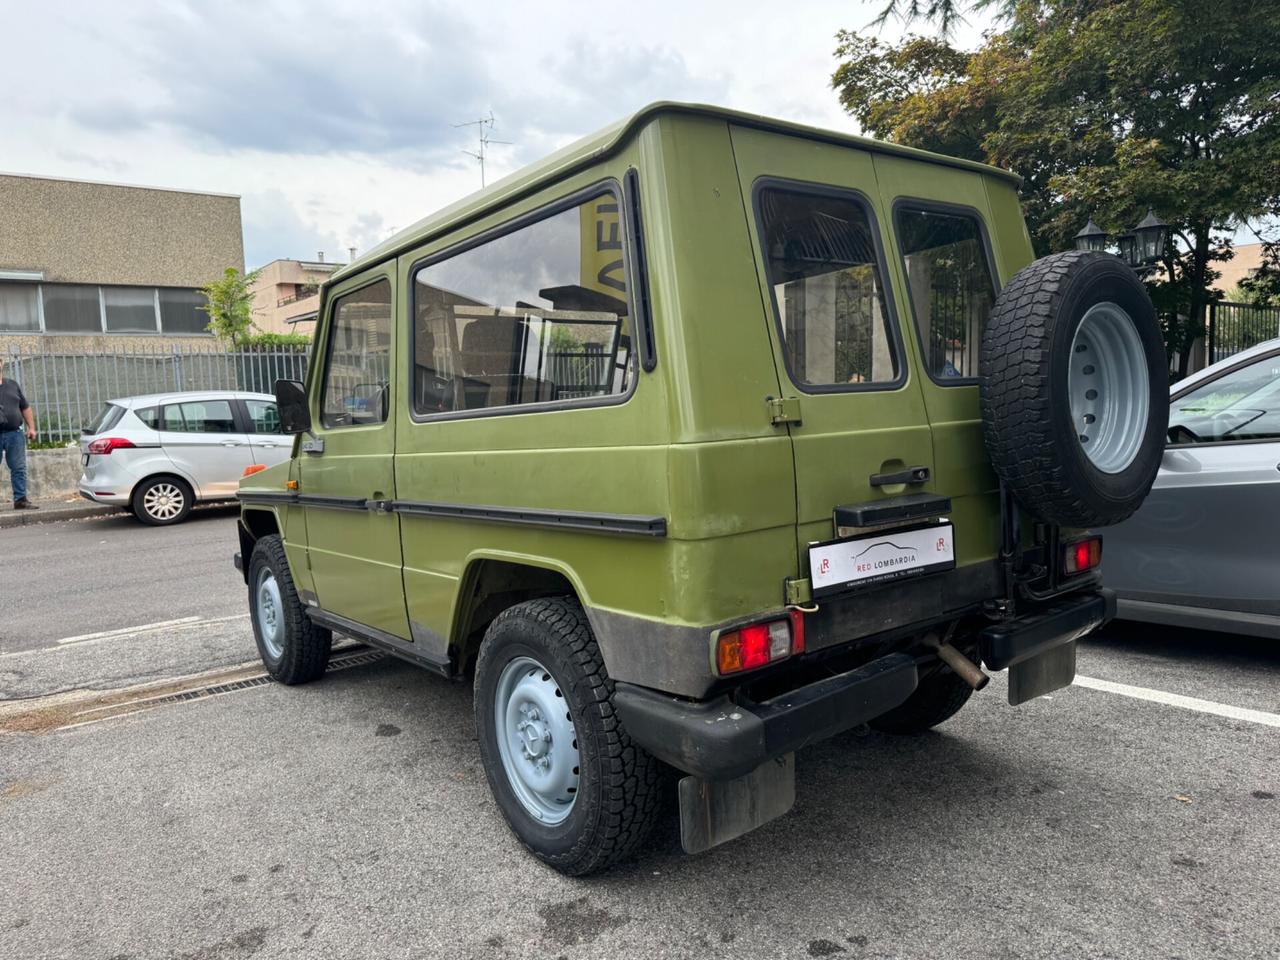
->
[[56, 617, 204, 644], [1074, 674, 1280, 729], [0, 614, 252, 659]]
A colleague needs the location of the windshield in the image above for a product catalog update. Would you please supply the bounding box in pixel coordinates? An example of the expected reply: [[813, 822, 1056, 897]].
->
[[1168, 350, 1280, 443]]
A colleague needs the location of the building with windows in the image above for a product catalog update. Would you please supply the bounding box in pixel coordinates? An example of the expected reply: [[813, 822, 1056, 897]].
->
[[0, 172, 243, 349], [247, 256, 344, 336]]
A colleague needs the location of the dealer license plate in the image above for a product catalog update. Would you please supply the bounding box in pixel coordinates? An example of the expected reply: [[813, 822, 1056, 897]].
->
[[809, 522, 955, 597]]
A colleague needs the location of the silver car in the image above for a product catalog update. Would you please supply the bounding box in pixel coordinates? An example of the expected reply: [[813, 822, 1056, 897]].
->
[[78, 390, 291, 525], [1104, 338, 1280, 637]]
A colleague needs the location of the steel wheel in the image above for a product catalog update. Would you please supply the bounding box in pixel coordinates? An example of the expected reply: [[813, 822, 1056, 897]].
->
[[255, 566, 285, 661], [142, 481, 186, 522], [493, 656, 580, 824], [1068, 302, 1151, 474]]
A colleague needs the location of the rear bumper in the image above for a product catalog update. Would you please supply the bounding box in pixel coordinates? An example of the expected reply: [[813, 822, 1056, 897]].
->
[[614, 653, 920, 781], [78, 486, 129, 506], [615, 587, 1114, 781]]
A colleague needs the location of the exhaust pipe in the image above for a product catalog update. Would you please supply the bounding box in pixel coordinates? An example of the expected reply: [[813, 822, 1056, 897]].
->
[[927, 631, 990, 691]]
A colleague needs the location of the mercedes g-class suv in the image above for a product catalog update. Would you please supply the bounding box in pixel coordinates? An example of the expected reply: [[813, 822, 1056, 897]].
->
[[233, 103, 1168, 875]]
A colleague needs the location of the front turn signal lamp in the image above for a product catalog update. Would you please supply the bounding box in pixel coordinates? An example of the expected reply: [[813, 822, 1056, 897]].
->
[[242, 463, 267, 477], [715, 610, 806, 676], [1063, 536, 1102, 575]]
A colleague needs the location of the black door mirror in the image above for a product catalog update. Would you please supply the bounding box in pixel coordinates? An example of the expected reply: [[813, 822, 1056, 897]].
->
[[274, 379, 312, 435]]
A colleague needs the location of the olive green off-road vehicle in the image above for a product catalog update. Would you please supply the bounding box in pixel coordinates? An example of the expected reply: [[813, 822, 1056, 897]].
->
[[234, 103, 1168, 874]]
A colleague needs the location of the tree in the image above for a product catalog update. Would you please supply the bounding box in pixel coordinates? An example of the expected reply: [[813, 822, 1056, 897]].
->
[[200, 267, 263, 349], [833, 0, 1280, 375]]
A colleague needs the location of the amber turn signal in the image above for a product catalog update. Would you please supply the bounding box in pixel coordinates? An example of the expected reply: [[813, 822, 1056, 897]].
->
[[242, 463, 267, 477]]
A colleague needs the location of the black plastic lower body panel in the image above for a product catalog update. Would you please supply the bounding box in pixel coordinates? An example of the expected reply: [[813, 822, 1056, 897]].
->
[[613, 653, 919, 781], [979, 588, 1115, 671]]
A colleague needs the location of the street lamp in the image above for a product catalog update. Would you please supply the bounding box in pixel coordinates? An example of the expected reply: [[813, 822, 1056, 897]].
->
[[1073, 218, 1109, 253], [1133, 209, 1168, 264]]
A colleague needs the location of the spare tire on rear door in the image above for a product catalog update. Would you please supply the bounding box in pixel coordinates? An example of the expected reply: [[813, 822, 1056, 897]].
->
[[980, 250, 1169, 528]]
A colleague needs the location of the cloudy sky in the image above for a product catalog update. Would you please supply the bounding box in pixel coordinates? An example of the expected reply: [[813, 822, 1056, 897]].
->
[[1, 0, 991, 270]]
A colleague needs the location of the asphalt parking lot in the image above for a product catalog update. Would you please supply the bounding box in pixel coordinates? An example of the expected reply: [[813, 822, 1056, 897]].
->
[[2, 513, 1278, 959]]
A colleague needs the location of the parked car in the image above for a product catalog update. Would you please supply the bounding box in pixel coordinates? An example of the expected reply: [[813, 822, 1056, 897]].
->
[[79, 390, 290, 525], [1103, 338, 1280, 637], [233, 103, 1168, 874]]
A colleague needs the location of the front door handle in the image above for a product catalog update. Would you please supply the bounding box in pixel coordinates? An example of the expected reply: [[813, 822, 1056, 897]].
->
[[221, 440, 241, 447], [870, 465, 930, 487]]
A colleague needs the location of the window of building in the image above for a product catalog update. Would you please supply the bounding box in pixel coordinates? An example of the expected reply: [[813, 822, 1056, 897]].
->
[[895, 205, 996, 381], [411, 191, 635, 416], [103, 287, 159, 333], [0, 284, 41, 332], [757, 186, 900, 388], [320, 280, 393, 428], [158, 289, 211, 335], [42, 285, 102, 333], [244, 399, 282, 434]]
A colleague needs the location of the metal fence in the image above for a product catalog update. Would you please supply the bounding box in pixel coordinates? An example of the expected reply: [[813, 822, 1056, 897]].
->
[[5, 344, 310, 444], [1208, 301, 1280, 365]]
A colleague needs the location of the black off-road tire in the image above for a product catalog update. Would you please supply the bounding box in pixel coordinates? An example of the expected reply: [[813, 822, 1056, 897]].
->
[[131, 475, 194, 526], [247, 534, 332, 684], [474, 597, 668, 876], [980, 251, 1168, 527], [870, 667, 974, 735]]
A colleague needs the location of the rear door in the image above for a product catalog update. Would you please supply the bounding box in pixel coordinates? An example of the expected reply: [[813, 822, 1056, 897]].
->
[[158, 397, 253, 497], [870, 155, 1019, 566], [729, 126, 937, 575], [240, 397, 292, 468]]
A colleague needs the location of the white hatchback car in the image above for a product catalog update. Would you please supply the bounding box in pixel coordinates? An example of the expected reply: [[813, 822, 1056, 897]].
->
[[79, 391, 291, 525]]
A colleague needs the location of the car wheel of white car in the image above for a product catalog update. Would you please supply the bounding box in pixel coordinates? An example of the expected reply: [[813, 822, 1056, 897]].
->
[[132, 476, 194, 526]]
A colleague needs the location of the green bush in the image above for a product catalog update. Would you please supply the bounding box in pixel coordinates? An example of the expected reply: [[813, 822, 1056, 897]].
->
[[244, 332, 312, 348]]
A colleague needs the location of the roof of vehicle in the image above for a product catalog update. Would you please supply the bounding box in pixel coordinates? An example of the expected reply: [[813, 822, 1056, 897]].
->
[[1172, 337, 1280, 395], [108, 390, 274, 407], [331, 101, 1023, 285]]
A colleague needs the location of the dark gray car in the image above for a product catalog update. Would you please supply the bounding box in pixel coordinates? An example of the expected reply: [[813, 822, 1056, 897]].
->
[[1103, 338, 1280, 637]]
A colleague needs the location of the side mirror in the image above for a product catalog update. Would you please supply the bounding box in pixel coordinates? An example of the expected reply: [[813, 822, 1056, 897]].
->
[[274, 379, 312, 435]]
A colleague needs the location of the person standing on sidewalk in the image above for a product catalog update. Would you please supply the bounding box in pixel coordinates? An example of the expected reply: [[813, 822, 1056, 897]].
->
[[0, 356, 39, 510]]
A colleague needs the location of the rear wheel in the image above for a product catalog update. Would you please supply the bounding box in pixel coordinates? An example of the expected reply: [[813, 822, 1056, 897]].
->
[[248, 534, 331, 684], [132, 476, 193, 526], [870, 667, 974, 735], [474, 597, 668, 875]]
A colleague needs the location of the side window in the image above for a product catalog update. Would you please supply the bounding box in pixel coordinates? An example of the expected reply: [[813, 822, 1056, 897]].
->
[[244, 399, 282, 434], [1169, 351, 1280, 444], [411, 190, 635, 416], [176, 400, 237, 433], [895, 204, 996, 381], [757, 186, 901, 388], [320, 280, 393, 428], [161, 405, 185, 431], [134, 406, 160, 430]]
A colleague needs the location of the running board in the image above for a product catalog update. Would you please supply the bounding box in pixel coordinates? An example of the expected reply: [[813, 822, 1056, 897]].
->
[[305, 608, 453, 678]]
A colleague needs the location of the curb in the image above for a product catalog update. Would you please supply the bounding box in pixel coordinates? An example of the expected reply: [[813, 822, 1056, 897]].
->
[[0, 502, 121, 530]]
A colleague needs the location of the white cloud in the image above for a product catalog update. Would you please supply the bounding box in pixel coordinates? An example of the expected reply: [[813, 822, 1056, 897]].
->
[[1, 0, 994, 267]]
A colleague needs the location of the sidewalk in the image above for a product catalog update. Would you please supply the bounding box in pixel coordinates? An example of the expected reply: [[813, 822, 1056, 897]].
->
[[0, 495, 119, 529]]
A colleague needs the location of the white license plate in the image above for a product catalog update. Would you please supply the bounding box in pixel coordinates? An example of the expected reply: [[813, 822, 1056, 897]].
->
[[809, 522, 955, 597], [81, 454, 90, 466]]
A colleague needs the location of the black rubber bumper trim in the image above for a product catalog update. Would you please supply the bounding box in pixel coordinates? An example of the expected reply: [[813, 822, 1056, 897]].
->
[[613, 653, 919, 781], [979, 588, 1115, 671]]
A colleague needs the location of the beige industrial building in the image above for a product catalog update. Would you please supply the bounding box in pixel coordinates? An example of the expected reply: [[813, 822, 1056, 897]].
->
[[0, 172, 244, 351], [247, 256, 343, 335]]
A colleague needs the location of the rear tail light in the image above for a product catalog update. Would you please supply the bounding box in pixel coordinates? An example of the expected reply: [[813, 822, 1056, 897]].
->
[[715, 610, 806, 676], [86, 437, 135, 455], [1063, 536, 1102, 575]]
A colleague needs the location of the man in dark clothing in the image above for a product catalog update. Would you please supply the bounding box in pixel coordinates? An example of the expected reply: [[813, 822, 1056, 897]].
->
[[0, 356, 39, 510]]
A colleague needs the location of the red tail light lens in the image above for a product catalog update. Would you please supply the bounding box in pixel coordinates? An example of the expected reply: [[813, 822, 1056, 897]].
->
[[716, 615, 802, 676], [87, 437, 136, 455], [1064, 537, 1102, 575]]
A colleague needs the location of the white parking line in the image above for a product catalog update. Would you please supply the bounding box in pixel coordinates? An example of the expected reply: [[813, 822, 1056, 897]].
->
[[0, 614, 251, 658], [1074, 674, 1280, 729], [57, 617, 203, 644]]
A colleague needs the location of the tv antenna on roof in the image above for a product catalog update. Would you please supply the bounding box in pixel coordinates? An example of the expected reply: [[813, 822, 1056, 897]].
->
[[454, 111, 511, 188]]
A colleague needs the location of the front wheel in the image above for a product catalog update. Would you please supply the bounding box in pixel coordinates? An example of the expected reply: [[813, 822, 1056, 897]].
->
[[474, 597, 668, 875], [247, 534, 331, 684]]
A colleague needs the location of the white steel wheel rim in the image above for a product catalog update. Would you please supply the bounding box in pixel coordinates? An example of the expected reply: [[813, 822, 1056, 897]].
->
[[493, 656, 580, 824], [256, 567, 285, 660], [143, 482, 185, 521], [1068, 302, 1150, 474]]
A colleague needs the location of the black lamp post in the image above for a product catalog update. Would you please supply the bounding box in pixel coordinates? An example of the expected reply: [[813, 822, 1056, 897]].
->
[[1074, 209, 1168, 276]]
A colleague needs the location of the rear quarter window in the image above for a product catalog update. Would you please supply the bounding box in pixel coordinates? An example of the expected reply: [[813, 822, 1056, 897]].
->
[[133, 406, 160, 430]]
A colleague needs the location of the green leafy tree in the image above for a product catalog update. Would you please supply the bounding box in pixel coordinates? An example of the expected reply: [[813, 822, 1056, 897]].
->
[[833, 0, 1280, 375], [200, 267, 263, 349]]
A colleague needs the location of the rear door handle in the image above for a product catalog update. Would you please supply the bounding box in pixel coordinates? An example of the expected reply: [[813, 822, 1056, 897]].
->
[[870, 465, 930, 487], [221, 440, 241, 447]]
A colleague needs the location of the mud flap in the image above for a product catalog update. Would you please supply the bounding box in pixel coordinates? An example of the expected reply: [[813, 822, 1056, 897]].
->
[[1007, 640, 1077, 706], [679, 753, 795, 855]]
